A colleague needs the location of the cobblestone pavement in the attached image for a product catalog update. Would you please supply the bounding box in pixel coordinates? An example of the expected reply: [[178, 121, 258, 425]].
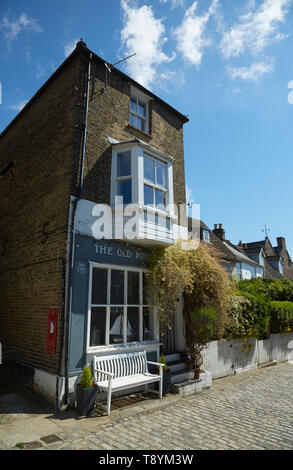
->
[[1, 362, 293, 450]]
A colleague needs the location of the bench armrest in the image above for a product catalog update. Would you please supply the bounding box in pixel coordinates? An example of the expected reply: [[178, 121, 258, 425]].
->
[[147, 361, 165, 368], [95, 369, 114, 378]]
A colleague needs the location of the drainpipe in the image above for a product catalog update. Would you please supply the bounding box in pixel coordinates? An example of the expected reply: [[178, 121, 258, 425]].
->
[[62, 50, 92, 409]]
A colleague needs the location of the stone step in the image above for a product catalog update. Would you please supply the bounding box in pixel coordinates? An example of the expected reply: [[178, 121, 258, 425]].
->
[[170, 368, 194, 385], [171, 371, 212, 397], [164, 353, 182, 363], [168, 360, 186, 373]]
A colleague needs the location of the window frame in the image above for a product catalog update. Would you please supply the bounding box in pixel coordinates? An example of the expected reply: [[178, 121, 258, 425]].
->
[[110, 143, 175, 218], [87, 262, 155, 352], [202, 229, 210, 242], [130, 95, 148, 133], [143, 152, 168, 209]]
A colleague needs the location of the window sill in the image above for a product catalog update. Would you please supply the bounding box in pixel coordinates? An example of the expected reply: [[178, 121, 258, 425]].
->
[[126, 124, 152, 139], [86, 341, 161, 355]]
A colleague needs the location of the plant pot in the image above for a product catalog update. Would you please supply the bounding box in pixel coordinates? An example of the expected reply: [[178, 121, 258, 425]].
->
[[185, 362, 194, 370], [193, 368, 201, 380], [76, 384, 98, 416], [162, 370, 172, 395], [155, 370, 171, 395]]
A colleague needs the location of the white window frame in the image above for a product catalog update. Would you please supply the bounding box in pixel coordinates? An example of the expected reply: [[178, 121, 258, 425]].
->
[[110, 143, 174, 218], [129, 86, 150, 134], [202, 229, 210, 242], [143, 152, 168, 210], [130, 96, 148, 133], [87, 262, 156, 352]]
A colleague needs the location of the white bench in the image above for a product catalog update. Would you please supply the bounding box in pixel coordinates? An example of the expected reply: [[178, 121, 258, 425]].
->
[[93, 351, 164, 415]]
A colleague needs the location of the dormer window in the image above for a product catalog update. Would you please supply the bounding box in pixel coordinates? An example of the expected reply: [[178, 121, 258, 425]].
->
[[129, 86, 150, 134], [130, 96, 148, 132], [202, 229, 210, 242]]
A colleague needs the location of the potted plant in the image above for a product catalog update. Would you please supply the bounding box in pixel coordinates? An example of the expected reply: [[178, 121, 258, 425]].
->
[[76, 365, 98, 416], [184, 349, 195, 370], [185, 306, 216, 380]]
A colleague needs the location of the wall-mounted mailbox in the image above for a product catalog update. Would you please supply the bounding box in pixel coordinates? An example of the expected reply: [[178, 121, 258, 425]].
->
[[46, 308, 58, 354]]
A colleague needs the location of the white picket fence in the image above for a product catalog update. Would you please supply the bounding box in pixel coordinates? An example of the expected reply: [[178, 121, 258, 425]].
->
[[202, 332, 293, 380]]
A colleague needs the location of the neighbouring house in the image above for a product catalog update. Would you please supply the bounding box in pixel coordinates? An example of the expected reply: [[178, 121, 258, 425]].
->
[[239, 236, 293, 282], [195, 221, 292, 282], [195, 222, 264, 280], [0, 40, 190, 408]]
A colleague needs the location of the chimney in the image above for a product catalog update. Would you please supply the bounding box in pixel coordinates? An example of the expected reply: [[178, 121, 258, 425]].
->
[[238, 240, 243, 247], [213, 223, 225, 241], [277, 237, 286, 252]]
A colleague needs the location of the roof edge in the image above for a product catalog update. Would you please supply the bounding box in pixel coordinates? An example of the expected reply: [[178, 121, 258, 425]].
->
[[1, 43, 189, 140]]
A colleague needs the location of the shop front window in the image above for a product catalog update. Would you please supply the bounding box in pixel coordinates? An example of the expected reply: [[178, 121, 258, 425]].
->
[[88, 264, 154, 348]]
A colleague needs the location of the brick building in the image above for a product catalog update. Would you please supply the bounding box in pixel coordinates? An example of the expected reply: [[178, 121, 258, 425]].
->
[[0, 41, 189, 408]]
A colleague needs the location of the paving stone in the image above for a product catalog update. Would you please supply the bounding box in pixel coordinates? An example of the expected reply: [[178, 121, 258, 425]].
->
[[41, 434, 63, 444], [23, 441, 43, 450]]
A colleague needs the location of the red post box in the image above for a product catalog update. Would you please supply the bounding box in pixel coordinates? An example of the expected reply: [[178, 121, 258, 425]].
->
[[46, 308, 58, 354]]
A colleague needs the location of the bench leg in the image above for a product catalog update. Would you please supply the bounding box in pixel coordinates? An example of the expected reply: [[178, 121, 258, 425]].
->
[[144, 384, 148, 394], [107, 378, 113, 416]]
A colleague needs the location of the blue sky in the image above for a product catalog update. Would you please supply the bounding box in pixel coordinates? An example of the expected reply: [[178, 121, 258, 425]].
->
[[1, 0, 293, 255]]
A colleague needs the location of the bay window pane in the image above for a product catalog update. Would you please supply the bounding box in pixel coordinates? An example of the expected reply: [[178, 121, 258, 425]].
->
[[156, 161, 167, 188], [92, 268, 107, 305], [117, 179, 132, 204], [109, 307, 124, 344], [144, 156, 155, 183], [90, 307, 106, 346], [127, 307, 139, 342], [155, 188, 166, 208], [111, 270, 124, 304], [144, 184, 154, 206], [117, 151, 131, 177], [128, 271, 139, 305]]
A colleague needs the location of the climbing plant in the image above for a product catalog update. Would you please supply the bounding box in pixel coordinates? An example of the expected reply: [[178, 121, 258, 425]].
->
[[146, 240, 231, 340]]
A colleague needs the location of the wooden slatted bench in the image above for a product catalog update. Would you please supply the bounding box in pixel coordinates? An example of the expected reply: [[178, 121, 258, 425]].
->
[[93, 351, 164, 415]]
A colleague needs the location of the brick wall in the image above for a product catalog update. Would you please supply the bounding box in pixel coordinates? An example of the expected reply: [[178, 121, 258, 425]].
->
[[0, 45, 187, 378], [75, 51, 187, 207], [0, 53, 83, 374]]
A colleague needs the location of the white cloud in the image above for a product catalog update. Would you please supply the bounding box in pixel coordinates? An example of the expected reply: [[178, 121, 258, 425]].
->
[[173, 0, 218, 68], [220, 0, 291, 59], [0, 12, 42, 48], [120, 0, 174, 88], [9, 99, 28, 112], [64, 38, 79, 57], [36, 64, 46, 79], [226, 59, 274, 82], [159, 0, 185, 9]]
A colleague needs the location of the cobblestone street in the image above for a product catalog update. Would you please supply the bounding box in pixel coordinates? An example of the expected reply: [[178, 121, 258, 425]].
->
[[1, 362, 293, 450]]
